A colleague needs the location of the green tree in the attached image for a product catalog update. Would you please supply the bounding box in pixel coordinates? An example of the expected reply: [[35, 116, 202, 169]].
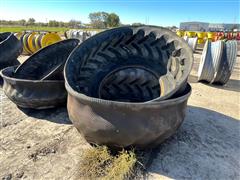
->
[[27, 18, 35, 26], [48, 20, 59, 27], [89, 12, 108, 28], [58, 21, 65, 27], [18, 19, 26, 26], [132, 22, 145, 26], [107, 13, 120, 27], [68, 19, 81, 28]]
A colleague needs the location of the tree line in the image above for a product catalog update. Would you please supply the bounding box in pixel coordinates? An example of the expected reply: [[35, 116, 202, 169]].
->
[[0, 12, 123, 29], [1, 18, 85, 28]]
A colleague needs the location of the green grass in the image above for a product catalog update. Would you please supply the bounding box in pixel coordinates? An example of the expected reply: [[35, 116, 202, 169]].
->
[[0, 26, 69, 33], [0, 26, 103, 34]]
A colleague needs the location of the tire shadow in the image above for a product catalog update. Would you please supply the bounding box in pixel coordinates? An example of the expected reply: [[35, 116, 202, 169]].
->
[[148, 106, 240, 179], [193, 50, 202, 55], [188, 75, 240, 93], [19, 106, 72, 125], [0, 87, 71, 125]]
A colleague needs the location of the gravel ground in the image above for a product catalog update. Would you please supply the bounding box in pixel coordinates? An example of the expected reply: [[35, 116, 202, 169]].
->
[[0, 47, 239, 179]]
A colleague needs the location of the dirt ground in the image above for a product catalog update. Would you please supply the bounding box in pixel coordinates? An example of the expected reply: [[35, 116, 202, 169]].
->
[[0, 46, 239, 179]]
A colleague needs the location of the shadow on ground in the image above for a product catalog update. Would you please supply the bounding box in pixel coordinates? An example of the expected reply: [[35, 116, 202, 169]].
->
[[193, 50, 202, 55], [20, 107, 72, 124], [188, 75, 240, 93], [148, 106, 240, 179]]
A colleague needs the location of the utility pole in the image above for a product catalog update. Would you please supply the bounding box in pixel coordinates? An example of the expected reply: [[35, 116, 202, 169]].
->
[[145, 16, 149, 25]]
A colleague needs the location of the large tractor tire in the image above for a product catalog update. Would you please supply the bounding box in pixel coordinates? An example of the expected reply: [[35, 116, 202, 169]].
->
[[14, 39, 79, 80], [0, 32, 22, 69], [65, 26, 193, 102]]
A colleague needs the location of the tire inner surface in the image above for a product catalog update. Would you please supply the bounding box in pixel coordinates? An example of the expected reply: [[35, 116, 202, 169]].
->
[[67, 27, 188, 102]]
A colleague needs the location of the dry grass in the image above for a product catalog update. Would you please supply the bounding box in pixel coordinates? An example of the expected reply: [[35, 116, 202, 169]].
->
[[105, 150, 137, 180], [78, 146, 138, 179]]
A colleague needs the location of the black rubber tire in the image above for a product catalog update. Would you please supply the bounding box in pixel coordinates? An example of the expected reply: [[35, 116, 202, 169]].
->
[[0, 32, 22, 65], [66, 80, 191, 149], [1, 66, 67, 109], [98, 67, 161, 102], [14, 39, 79, 80], [65, 26, 193, 102]]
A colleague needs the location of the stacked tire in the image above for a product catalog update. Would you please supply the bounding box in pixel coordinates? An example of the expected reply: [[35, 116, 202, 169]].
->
[[0, 32, 22, 70], [198, 40, 237, 85], [0, 39, 79, 109], [65, 29, 98, 42], [64, 26, 194, 149]]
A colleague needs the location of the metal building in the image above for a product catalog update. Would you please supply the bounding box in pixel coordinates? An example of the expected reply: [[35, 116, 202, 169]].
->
[[180, 22, 240, 31]]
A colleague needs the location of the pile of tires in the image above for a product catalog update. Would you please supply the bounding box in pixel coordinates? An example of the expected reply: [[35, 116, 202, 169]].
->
[[178, 31, 239, 42], [64, 26, 194, 149], [213, 32, 240, 41], [0, 32, 22, 70], [14, 31, 62, 55], [198, 40, 237, 85], [0, 39, 79, 109], [64, 29, 98, 42]]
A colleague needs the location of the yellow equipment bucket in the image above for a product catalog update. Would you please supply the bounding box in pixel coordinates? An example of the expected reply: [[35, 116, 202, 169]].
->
[[176, 30, 184, 37], [197, 32, 205, 39], [41, 32, 61, 48], [197, 39, 204, 44], [207, 32, 215, 39], [186, 31, 196, 37]]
